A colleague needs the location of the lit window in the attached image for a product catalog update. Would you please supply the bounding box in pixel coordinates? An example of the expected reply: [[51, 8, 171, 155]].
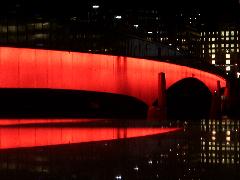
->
[[226, 66, 231, 71], [221, 31, 224, 36], [201, 32, 202, 36], [148, 31, 153, 34], [226, 60, 230, 64], [209, 49, 211, 53], [226, 31, 229, 36], [231, 31, 234, 36], [226, 37, 229, 41], [209, 38, 211, 41], [92, 5, 100, 9], [237, 72, 240, 78], [212, 54, 215, 58], [202, 45, 204, 48], [115, 15, 122, 19], [212, 49, 215, 53], [226, 44, 229, 47], [133, 24, 139, 28], [212, 60, 215, 64], [231, 49, 234, 52], [226, 53, 230, 58], [203, 50, 205, 53], [221, 44, 224, 48], [231, 37, 234, 40], [231, 44, 234, 47], [237, 49, 239, 52], [212, 38, 215, 41], [204, 38, 205, 41], [212, 44, 215, 48], [237, 44, 239, 47]]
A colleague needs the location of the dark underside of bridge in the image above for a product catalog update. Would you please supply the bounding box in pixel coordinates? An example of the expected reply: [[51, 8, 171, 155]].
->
[[166, 78, 212, 120], [0, 89, 148, 119]]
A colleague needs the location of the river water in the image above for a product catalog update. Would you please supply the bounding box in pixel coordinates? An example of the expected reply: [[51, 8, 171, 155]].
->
[[0, 118, 238, 179]]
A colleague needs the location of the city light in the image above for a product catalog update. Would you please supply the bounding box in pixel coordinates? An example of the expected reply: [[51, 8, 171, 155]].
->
[[92, 5, 100, 9], [133, 24, 139, 28], [115, 16, 122, 19]]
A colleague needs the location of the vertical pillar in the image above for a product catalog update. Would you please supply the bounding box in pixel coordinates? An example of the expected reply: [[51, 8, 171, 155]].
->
[[210, 80, 222, 119], [157, 72, 167, 120], [222, 80, 230, 115], [147, 72, 167, 121]]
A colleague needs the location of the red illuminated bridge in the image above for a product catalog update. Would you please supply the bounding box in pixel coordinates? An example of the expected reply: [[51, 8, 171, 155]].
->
[[0, 46, 226, 117]]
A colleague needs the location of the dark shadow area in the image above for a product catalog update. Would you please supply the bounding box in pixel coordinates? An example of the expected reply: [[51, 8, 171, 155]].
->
[[226, 78, 240, 118], [0, 88, 148, 119], [166, 78, 212, 121]]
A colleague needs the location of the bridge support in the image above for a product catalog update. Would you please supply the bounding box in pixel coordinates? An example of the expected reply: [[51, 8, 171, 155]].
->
[[147, 72, 167, 121], [210, 80, 222, 119], [222, 80, 231, 115]]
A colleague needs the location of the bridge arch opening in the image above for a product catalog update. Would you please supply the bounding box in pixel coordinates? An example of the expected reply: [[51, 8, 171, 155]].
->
[[166, 78, 212, 121]]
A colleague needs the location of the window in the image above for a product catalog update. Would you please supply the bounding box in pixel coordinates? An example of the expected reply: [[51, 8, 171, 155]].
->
[[212, 54, 215, 58], [212, 49, 215, 53], [226, 54, 230, 58], [231, 44, 234, 47], [226, 60, 230, 64], [226, 31, 229, 36], [226, 44, 229, 47], [226, 37, 229, 41], [212, 44, 215, 48], [226, 66, 230, 71], [221, 31, 224, 36], [231, 37, 234, 40], [221, 44, 224, 48], [231, 31, 234, 36], [212, 38, 215, 41], [212, 60, 215, 64]]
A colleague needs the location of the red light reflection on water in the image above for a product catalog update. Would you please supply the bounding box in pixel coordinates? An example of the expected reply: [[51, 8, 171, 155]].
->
[[0, 127, 181, 149]]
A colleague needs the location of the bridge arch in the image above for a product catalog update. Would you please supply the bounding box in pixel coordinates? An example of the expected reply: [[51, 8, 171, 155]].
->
[[166, 77, 212, 120]]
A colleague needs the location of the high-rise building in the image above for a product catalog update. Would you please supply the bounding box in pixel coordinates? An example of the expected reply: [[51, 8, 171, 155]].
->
[[200, 25, 240, 76]]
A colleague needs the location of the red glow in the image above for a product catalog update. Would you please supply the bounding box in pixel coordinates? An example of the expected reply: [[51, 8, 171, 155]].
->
[[0, 47, 226, 105], [0, 119, 102, 126], [0, 127, 181, 149]]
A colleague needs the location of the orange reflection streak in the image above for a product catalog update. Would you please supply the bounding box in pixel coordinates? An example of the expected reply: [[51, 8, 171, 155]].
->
[[0, 127, 181, 149], [0, 119, 102, 126]]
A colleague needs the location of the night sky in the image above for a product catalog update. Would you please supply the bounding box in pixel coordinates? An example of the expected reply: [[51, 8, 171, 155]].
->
[[1, 0, 240, 23]]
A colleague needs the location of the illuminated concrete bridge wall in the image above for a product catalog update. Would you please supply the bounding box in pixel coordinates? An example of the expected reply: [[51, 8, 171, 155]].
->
[[0, 46, 226, 106]]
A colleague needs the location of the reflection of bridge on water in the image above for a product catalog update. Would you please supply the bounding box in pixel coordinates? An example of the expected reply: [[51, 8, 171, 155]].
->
[[0, 119, 181, 149], [0, 47, 227, 120]]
